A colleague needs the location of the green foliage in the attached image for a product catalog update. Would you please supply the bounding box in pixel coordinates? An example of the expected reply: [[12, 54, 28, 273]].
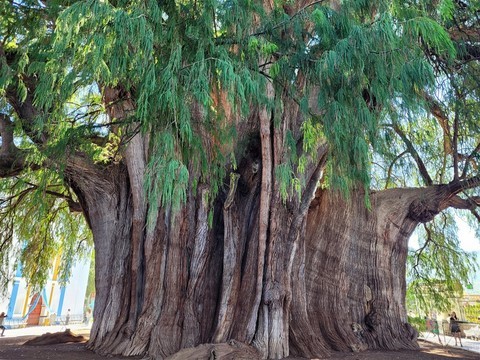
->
[[304, 5, 450, 195], [407, 214, 477, 314], [376, 2, 480, 316], [408, 316, 427, 333], [0, 171, 92, 291], [464, 304, 480, 324], [13, 0, 452, 204], [438, 0, 455, 21], [145, 131, 190, 223], [0, 0, 476, 291], [404, 17, 456, 59]]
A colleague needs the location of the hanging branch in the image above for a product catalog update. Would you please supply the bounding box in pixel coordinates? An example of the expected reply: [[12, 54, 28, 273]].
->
[[452, 89, 463, 181], [422, 92, 452, 155], [21, 180, 82, 212], [461, 140, 480, 179], [412, 223, 433, 275], [385, 150, 408, 189], [390, 123, 433, 186]]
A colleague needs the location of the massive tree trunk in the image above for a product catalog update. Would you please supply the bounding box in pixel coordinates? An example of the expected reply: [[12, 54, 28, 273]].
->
[[3, 1, 478, 359], [292, 188, 422, 356], [291, 184, 467, 356], [71, 132, 328, 360], [61, 87, 467, 360], [10, 87, 467, 360], [63, 128, 463, 360], [9, 71, 467, 358]]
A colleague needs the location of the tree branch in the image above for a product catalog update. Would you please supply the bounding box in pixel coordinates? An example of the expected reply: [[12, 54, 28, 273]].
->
[[0, 186, 34, 208], [0, 112, 42, 177], [21, 180, 82, 212], [445, 194, 480, 210], [298, 143, 328, 216], [461, 141, 480, 179], [422, 92, 452, 155], [448, 24, 480, 43], [0, 149, 30, 178], [447, 175, 480, 194], [412, 223, 433, 273], [461, 43, 480, 62], [469, 209, 480, 223], [0, 113, 17, 155], [422, 92, 479, 181], [250, 0, 329, 37], [390, 123, 433, 186], [4, 76, 47, 145], [452, 98, 460, 181], [385, 150, 408, 189]]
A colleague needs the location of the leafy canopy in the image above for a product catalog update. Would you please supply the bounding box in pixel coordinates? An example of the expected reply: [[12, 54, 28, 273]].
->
[[370, 1, 480, 313], [0, 0, 468, 290]]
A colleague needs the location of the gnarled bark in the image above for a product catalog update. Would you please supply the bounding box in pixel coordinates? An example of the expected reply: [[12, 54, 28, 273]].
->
[[4, 83, 475, 360], [299, 188, 419, 354], [2, 114, 468, 360], [72, 151, 452, 360], [61, 89, 474, 360], [3, 2, 479, 358]]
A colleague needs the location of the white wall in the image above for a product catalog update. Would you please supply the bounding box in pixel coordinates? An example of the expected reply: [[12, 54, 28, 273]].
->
[[59, 257, 91, 316]]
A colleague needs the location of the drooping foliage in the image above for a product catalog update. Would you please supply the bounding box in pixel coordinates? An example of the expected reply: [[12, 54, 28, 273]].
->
[[406, 215, 476, 313], [369, 0, 480, 313], [0, 1, 479, 357], [0, 168, 92, 293], [3, 0, 457, 197]]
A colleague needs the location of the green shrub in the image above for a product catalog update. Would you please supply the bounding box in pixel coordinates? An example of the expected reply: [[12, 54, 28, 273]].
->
[[408, 316, 427, 332]]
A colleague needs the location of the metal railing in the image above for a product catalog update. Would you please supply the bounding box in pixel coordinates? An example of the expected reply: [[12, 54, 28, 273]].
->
[[4, 317, 27, 329]]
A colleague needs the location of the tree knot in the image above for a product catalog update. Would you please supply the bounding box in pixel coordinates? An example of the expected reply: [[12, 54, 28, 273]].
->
[[209, 348, 217, 360], [264, 282, 283, 305], [364, 300, 380, 331], [228, 339, 239, 347], [350, 323, 368, 352], [408, 198, 439, 223], [351, 322, 364, 334]]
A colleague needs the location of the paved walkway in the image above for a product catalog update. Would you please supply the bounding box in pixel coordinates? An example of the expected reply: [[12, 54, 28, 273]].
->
[[1, 323, 91, 339], [420, 331, 480, 355]]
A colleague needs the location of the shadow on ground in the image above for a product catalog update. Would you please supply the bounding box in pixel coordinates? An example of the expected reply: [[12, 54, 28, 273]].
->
[[0, 334, 477, 360]]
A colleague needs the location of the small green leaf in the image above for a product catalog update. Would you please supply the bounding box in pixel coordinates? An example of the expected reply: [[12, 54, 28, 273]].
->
[[269, 62, 280, 78]]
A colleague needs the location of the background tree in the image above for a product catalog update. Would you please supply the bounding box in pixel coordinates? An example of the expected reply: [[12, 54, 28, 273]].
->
[[0, 0, 479, 359], [388, 0, 480, 318]]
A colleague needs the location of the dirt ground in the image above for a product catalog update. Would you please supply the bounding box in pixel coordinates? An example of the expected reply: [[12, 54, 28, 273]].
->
[[0, 334, 479, 360]]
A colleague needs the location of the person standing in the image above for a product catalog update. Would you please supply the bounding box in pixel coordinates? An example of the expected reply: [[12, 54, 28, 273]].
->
[[430, 314, 442, 345], [450, 311, 463, 347], [0, 312, 7, 336], [85, 308, 92, 326], [65, 309, 71, 326]]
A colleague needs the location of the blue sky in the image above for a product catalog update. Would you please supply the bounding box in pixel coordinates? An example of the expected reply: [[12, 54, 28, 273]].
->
[[456, 217, 480, 252], [408, 217, 480, 292], [409, 217, 480, 252]]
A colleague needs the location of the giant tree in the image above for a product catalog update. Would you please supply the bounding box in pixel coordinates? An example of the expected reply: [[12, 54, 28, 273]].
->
[[1, 0, 479, 359]]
